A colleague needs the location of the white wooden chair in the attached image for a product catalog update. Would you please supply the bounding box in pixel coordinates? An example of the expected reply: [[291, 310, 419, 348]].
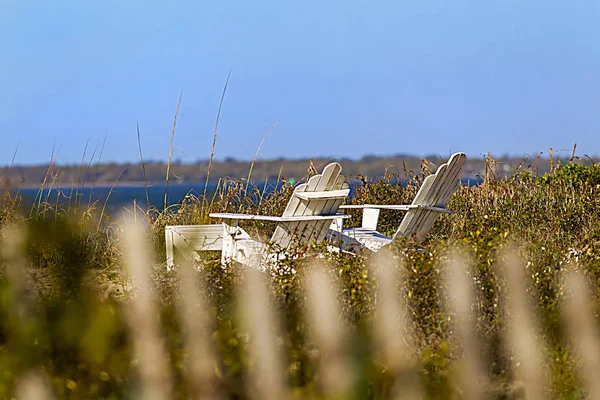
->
[[165, 162, 350, 270], [328, 152, 466, 252]]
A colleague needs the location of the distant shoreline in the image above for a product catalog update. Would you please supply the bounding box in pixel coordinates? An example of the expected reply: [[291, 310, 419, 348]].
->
[[1, 153, 588, 190], [5, 181, 213, 190]]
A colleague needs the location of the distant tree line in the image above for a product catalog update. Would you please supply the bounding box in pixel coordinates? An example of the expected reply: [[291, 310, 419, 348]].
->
[[0, 154, 577, 188]]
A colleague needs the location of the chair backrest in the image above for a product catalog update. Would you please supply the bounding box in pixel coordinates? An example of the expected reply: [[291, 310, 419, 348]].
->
[[393, 152, 466, 242], [270, 162, 349, 249]]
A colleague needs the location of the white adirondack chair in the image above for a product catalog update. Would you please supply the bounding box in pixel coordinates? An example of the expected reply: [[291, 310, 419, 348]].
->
[[165, 162, 350, 270], [328, 152, 466, 252]]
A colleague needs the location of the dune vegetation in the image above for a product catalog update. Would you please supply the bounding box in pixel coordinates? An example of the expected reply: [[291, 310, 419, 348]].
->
[[2, 154, 600, 399]]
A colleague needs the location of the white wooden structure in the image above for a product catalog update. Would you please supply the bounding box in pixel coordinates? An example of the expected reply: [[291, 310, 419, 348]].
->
[[165, 162, 350, 270], [328, 152, 466, 252]]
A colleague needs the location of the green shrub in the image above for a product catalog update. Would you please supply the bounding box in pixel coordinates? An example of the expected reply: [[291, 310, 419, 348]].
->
[[537, 163, 600, 187]]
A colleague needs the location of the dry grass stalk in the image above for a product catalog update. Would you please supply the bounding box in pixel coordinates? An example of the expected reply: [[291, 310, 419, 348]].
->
[[245, 121, 279, 195], [443, 251, 487, 399], [87, 128, 108, 209], [484, 152, 498, 184], [9, 142, 20, 171], [97, 169, 125, 232], [80, 144, 98, 199], [304, 263, 354, 398], [238, 269, 289, 400], [3, 143, 20, 192], [14, 372, 54, 400], [69, 139, 89, 213], [372, 250, 409, 366], [79, 140, 99, 210], [203, 71, 231, 207], [136, 121, 151, 209], [120, 217, 173, 400], [561, 270, 600, 399], [31, 143, 57, 216], [164, 88, 184, 210], [570, 142, 578, 162], [1, 224, 28, 299], [175, 260, 221, 399], [499, 250, 545, 400], [2, 227, 55, 399], [371, 249, 423, 399]]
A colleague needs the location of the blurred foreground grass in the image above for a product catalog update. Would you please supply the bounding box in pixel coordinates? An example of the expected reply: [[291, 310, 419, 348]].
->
[[2, 157, 600, 398]]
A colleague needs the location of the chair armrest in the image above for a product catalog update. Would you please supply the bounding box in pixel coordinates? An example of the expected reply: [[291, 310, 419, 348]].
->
[[339, 204, 452, 214], [338, 204, 452, 230], [209, 213, 283, 222], [294, 189, 349, 200], [209, 212, 352, 222]]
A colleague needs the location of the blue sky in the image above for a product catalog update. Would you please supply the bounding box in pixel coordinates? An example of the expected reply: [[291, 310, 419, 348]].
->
[[2, 0, 600, 165]]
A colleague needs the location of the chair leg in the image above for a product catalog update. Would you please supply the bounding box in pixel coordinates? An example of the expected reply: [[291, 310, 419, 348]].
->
[[165, 227, 175, 271], [361, 208, 381, 230], [221, 220, 239, 266], [329, 216, 345, 232]]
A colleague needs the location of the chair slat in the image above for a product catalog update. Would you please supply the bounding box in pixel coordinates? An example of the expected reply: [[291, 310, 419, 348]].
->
[[272, 162, 344, 249], [394, 153, 465, 240], [410, 153, 466, 240], [311, 177, 349, 243]]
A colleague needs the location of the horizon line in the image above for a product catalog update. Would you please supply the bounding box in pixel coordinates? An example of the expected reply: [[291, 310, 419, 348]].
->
[[2, 150, 594, 169]]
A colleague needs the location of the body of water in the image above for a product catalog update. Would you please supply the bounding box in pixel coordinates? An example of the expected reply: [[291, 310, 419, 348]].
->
[[11, 182, 225, 212], [9, 178, 482, 212]]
